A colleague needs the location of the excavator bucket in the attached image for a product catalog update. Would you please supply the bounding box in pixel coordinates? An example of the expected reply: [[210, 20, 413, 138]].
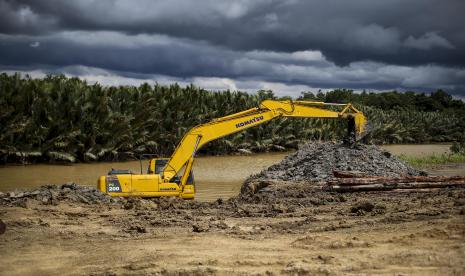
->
[[345, 114, 370, 145]]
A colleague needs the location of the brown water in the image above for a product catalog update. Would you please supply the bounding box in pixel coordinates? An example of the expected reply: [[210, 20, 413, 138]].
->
[[0, 144, 463, 201], [0, 152, 288, 202]]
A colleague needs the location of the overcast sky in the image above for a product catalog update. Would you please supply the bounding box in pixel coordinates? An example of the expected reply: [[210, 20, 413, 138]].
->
[[1, 0, 464, 97]]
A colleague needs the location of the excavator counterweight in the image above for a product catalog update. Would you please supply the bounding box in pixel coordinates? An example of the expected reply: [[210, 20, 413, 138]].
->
[[97, 100, 368, 198]]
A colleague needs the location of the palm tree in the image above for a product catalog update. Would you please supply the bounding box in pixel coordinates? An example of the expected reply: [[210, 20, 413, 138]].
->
[[1, 73, 464, 163]]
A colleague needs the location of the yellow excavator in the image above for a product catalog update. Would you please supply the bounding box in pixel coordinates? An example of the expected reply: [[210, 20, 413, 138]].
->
[[97, 100, 367, 199]]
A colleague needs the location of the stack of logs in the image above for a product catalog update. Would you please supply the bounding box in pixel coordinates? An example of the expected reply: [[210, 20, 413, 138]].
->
[[327, 171, 465, 192]]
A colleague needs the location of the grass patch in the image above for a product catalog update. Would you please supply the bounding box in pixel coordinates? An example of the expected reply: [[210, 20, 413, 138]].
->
[[399, 153, 465, 168]]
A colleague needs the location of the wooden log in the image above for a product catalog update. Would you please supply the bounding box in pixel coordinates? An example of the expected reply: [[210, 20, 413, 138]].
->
[[327, 176, 465, 186], [327, 181, 465, 192], [331, 180, 465, 187], [390, 188, 443, 193], [327, 184, 387, 192], [395, 182, 465, 189], [332, 170, 368, 178]]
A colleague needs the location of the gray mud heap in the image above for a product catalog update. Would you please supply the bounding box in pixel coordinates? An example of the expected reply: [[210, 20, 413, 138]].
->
[[248, 142, 420, 182], [240, 142, 422, 200], [0, 183, 115, 207]]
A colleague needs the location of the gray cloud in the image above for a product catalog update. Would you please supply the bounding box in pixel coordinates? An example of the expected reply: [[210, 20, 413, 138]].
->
[[3, 0, 464, 65], [0, 0, 57, 34], [0, 0, 464, 96], [343, 24, 401, 54], [404, 32, 455, 50]]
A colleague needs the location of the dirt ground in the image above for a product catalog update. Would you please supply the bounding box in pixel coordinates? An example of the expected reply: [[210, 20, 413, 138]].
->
[[1, 181, 464, 275]]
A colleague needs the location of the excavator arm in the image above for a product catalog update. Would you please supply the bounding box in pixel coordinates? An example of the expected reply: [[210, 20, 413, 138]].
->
[[160, 100, 367, 187], [99, 99, 368, 198]]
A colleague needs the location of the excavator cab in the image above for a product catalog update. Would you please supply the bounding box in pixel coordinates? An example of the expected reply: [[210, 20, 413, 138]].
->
[[148, 158, 194, 185], [147, 158, 166, 174]]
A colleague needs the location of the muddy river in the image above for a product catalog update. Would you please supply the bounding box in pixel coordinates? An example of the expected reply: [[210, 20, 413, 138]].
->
[[0, 144, 463, 201]]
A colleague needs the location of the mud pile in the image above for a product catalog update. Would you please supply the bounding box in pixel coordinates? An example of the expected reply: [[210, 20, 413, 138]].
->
[[0, 183, 115, 207], [0, 183, 213, 212], [240, 142, 422, 199], [250, 142, 420, 182]]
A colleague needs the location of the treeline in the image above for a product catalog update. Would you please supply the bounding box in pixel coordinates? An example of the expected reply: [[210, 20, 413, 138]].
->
[[300, 89, 465, 113], [0, 73, 464, 163], [299, 89, 465, 144]]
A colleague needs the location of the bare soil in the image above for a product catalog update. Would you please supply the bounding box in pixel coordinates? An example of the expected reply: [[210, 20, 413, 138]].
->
[[1, 142, 464, 275], [1, 182, 464, 275]]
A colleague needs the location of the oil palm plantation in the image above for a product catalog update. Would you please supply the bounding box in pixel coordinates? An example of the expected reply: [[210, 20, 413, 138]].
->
[[1, 73, 463, 163]]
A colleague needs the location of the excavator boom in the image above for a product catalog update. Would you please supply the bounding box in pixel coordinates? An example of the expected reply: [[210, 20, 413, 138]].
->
[[97, 100, 367, 198], [161, 100, 366, 183]]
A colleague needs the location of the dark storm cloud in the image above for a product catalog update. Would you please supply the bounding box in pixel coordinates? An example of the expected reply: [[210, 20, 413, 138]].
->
[[3, 0, 464, 67], [0, 0, 464, 96]]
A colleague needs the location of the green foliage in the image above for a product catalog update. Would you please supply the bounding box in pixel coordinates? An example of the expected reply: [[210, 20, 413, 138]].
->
[[300, 89, 465, 113], [1, 73, 464, 163], [360, 106, 464, 144], [450, 141, 465, 154], [399, 153, 465, 168]]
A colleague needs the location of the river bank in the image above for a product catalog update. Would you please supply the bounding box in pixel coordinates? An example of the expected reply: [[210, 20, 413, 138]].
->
[[0, 144, 462, 202], [0, 143, 454, 165]]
